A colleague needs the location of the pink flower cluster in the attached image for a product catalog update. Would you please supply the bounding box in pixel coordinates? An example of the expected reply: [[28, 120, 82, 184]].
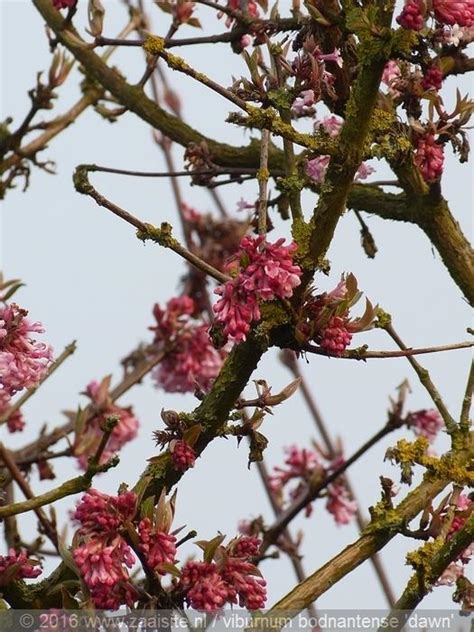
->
[[170, 439, 196, 472], [213, 236, 302, 343], [436, 494, 473, 586], [151, 296, 226, 393], [397, 0, 474, 30], [397, 0, 425, 30], [269, 445, 357, 525], [138, 518, 177, 573], [73, 378, 139, 470], [0, 549, 42, 584], [414, 133, 445, 182], [433, 0, 474, 26], [0, 303, 53, 430], [422, 65, 443, 91], [297, 274, 375, 356], [180, 536, 266, 611], [409, 409, 443, 443], [72, 489, 177, 609]]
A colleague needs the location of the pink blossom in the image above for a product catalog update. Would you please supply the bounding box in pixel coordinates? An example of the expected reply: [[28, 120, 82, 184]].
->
[[222, 558, 267, 609], [213, 236, 302, 343], [219, 0, 259, 28], [435, 561, 465, 585], [409, 409, 443, 443], [73, 537, 137, 609], [270, 445, 323, 517], [422, 65, 443, 91], [433, 0, 474, 26], [326, 480, 357, 525], [213, 281, 259, 343], [0, 303, 53, 397], [171, 439, 196, 472], [292, 90, 316, 116], [415, 133, 445, 182], [320, 315, 353, 356], [138, 518, 177, 572], [72, 490, 139, 610], [355, 162, 375, 180], [73, 488, 137, 536], [441, 24, 474, 44], [397, 0, 425, 30], [73, 379, 139, 470], [180, 536, 267, 612], [0, 549, 42, 583], [181, 561, 229, 611], [73, 536, 134, 588], [151, 296, 226, 393], [239, 236, 302, 301], [240, 34, 252, 48], [306, 155, 373, 184], [382, 61, 401, 85], [316, 114, 343, 137], [230, 535, 261, 558], [306, 156, 331, 184], [269, 445, 322, 493]]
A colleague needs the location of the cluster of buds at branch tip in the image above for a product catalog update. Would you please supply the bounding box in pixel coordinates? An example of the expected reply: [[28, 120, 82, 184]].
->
[[236, 377, 301, 412], [295, 273, 376, 356], [152, 408, 200, 472]]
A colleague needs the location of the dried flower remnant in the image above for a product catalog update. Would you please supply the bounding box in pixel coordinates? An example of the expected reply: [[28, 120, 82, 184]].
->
[[72, 377, 139, 470]]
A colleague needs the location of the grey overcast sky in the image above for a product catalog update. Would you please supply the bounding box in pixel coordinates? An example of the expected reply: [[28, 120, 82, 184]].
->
[[1, 0, 472, 611]]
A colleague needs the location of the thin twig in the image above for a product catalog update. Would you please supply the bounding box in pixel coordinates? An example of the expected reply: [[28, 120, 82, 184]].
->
[[460, 359, 474, 431], [0, 418, 119, 521], [0, 341, 77, 425], [261, 419, 401, 555], [73, 164, 230, 284], [280, 350, 397, 606], [12, 350, 167, 469], [303, 340, 474, 360], [0, 443, 59, 549], [382, 323, 458, 434]]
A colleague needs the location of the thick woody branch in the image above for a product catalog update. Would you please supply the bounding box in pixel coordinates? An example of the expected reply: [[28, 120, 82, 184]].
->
[[308, 3, 395, 264]]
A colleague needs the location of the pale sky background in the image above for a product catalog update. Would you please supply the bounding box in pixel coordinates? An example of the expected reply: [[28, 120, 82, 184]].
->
[[0, 0, 473, 613]]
